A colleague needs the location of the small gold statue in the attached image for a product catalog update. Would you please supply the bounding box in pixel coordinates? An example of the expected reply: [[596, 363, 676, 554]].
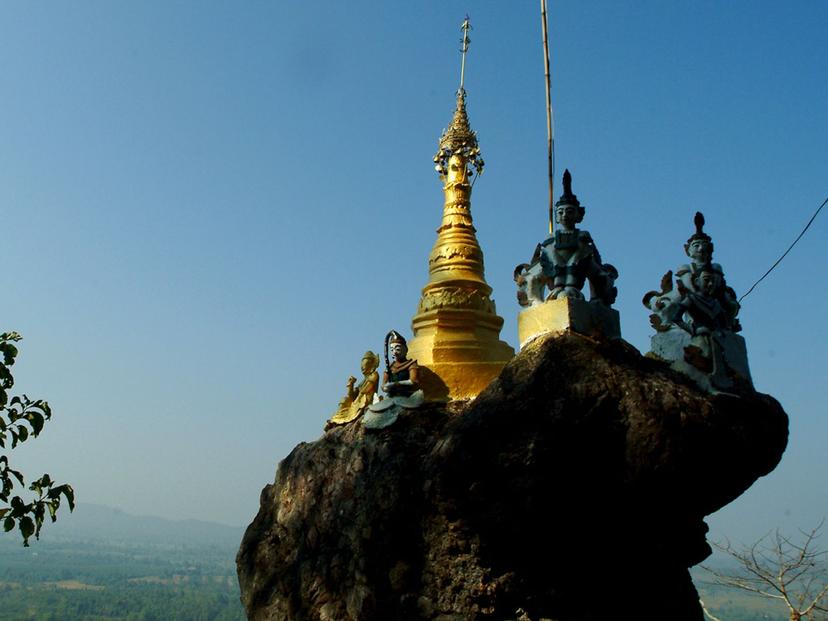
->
[[326, 351, 380, 429]]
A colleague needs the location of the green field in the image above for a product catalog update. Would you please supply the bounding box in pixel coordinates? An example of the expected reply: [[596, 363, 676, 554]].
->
[[693, 568, 789, 621], [0, 538, 245, 621]]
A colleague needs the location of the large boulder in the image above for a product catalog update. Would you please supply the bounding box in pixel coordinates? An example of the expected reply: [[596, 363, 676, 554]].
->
[[237, 332, 788, 621]]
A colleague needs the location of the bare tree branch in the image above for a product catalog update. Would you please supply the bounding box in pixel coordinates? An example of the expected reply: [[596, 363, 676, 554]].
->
[[703, 521, 828, 621], [802, 582, 828, 617], [699, 599, 724, 621]]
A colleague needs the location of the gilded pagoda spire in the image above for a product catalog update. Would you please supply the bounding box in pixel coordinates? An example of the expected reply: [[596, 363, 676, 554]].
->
[[423, 88, 487, 291], [407, 18, 514, 401]]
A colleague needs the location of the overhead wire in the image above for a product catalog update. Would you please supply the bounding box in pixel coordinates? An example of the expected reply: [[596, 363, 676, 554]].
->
[[739, 195, 828, 303]]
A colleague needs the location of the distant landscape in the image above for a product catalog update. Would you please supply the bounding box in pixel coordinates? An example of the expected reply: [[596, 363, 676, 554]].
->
[[0, 504, 245, 621], [0, 503, 793, 621], [691, 567, 788, 621]]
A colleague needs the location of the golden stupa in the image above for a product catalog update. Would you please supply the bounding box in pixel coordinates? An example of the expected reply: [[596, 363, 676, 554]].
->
[[406, 39, 514, 400]]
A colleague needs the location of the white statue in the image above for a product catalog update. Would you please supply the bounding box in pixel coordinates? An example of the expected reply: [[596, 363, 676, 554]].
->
[[643, 212, 750, 392], [515, 170, 618, 308], [362, 331, 424, 430]]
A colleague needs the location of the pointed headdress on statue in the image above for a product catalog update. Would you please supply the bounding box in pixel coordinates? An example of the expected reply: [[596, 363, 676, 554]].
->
[[685, 211, 715, 255], [384, 330, 407, 374], [554, 169, 585, 223], [387, 331, 407, 347]]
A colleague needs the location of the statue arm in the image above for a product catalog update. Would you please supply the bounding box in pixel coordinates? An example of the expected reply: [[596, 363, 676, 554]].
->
[[582, 232, 602, 265], [359, 372, 379, 396], [407, 363, 420, 388], [675, 265, 696, 291], [382, 368, 407, 393], [345, 376, 358, 400]]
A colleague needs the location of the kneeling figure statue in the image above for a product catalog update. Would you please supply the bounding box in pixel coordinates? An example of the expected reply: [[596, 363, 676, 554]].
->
[[643, 212, 752, 392]]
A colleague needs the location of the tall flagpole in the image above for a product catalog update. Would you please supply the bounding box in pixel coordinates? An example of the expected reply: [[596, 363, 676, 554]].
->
[[541, 0, 555, 234]]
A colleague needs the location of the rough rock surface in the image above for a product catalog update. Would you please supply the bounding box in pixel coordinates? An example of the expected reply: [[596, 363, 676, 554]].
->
[[237, 332, 788, 621]]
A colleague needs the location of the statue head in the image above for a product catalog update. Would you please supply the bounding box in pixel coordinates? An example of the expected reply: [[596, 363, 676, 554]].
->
[[695, 265, 723, 297], [387, 331, 408, 363], [555, 203, 584, 230], [555, 169, 585, 230], [684, 212, 714, 263], [360, 351, 380, 374]]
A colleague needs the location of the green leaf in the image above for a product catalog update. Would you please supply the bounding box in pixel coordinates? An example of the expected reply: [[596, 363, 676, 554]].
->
[[30, 474, 51, 498], [3, 517, 14, 532], [0, 346, 17, 366], [61, 485, 75, 511], [20, 516, 34, 544], [17, 426, 28, 443], [26, 412, 44, 436], [0, 365, 14, 390], [9, 468, 24, 486], [49, 485, 76, 511], [0, 342, 18, 366], [34, 502, 45, 531]]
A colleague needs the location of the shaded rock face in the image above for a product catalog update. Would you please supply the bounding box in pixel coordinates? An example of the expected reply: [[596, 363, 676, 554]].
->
[[237, 333, 788, 621]]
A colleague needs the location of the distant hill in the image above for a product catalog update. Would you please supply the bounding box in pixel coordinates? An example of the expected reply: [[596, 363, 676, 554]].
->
[[26, 503, 245, 549]]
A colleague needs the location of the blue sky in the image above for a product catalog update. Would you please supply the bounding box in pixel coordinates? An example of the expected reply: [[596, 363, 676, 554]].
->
[[1, 1, 826, 541]]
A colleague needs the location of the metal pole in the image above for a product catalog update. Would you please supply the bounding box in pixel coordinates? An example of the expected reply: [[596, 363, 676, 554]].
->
[[541, 0, 555, 234], [460, 16, 471, 90]]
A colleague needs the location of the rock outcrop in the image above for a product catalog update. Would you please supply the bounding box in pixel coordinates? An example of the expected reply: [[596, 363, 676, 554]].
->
[[237, 332, 788, 621]]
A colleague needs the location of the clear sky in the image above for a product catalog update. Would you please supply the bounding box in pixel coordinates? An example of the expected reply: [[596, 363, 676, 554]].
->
[[2, 2, 826, 542]]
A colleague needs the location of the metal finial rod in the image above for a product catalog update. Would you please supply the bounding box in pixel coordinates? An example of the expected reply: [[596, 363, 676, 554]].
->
[[459, 15, 472, 90], [540, 0, 555, 234]]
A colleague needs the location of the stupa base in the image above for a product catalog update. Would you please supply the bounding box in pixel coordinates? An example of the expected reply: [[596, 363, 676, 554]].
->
[[518, 297, 620, 349], [414, 360, 511, 402]]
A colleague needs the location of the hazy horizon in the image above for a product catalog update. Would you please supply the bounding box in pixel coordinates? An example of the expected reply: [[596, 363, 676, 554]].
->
[[2, 1, 826, 544]]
